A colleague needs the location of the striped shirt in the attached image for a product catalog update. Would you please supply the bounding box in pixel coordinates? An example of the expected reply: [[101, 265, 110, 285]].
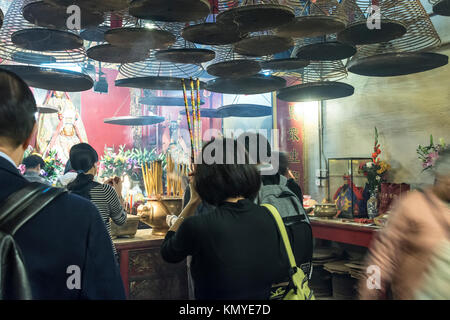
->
[[88, 184, 127, 255]]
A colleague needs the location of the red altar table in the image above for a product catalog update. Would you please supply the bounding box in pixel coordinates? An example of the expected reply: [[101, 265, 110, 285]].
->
[[310, 217, 381, 248]]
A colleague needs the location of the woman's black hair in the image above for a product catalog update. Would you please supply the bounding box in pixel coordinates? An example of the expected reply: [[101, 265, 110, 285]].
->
[[194, 138, 261, 206], [67, 143, 99, 199], [22, 155, 45, 170]]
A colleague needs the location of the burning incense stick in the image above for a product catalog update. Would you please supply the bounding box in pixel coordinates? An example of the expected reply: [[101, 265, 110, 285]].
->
[[182, 78, 195, 163]]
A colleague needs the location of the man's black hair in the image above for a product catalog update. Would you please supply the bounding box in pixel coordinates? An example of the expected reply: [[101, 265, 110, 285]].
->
[[238, 132, 271, 164], [22, 155, 45, 170], [194, 138, 261, 206], [276, 151, 289, 176], [0, 69, 37, 147]]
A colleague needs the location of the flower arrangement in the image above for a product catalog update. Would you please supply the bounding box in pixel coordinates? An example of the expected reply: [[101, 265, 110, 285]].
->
[[359, 127, 390, 194], [99, 145, 166, 180], [41, 150, 64, 184], [417, 135, 447, 171]]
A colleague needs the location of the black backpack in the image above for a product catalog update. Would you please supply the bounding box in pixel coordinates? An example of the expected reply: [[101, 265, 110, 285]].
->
[[0, 183, 66, 300]]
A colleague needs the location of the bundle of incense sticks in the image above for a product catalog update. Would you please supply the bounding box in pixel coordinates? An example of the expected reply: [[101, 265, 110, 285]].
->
[[141, 160, 163, 197], [166, 154, 188, 197], [182, 78, 202, 162]]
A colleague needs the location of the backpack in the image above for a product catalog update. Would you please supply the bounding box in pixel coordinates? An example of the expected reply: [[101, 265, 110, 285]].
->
[[414, 190, 450, 300], [262, 204, 315, 301], [255, 175, 313, 277], [0, 183, 66, 300]]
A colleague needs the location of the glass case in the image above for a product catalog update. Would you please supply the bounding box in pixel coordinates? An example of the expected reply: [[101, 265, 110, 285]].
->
[[327, 158, 371, 218]]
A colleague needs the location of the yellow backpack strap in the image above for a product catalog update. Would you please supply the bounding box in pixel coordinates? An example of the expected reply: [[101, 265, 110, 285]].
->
[[261, 203, 297, 269]]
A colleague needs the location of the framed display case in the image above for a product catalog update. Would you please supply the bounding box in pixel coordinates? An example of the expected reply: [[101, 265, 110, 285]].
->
[[327, 158, 371, 219]]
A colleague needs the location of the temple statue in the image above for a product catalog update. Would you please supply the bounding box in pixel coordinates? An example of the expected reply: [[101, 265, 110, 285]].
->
[[36, 91, 88, 164]]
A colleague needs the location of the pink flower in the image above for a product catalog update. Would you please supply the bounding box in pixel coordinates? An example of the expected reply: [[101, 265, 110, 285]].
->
[[18, 164, 26, 175]]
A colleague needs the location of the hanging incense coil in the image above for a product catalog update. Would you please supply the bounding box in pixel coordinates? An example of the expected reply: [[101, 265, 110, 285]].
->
[[11, 28, 84, 51], [117, 45, 204, 88], [11, 51, 57, 64], [260, 58, 310, 71], [277, 15, 347, 39], [430, 0, 450, 16], [216, 104, 273, 118], [181, 22, 247, 45], [116, 76, 206, 90], [206, 75, 286, 95], [276, 0, 348, 38], [346, 0, 444, 77], [337, 19, 407, 45], [0, 65, 94, 92], [87, 44, 150, 63], [207, 59, 262, 78], [22, 1, 104, 30], [140, 96, 205, 107], [155, 48, 216, 64], [217, 2, 295, 33], [129, 0, 211, 22], [276, 60, 353, 102], [37, 104, 59, 114], [43, 0, 130, 13], [104, 116, 165, 126], [80, 26, 110, 42], [294, 35, 357, 61], [277, 82, 354, 102], [233, 35, 294, 57], [104, 28, 176, 50], [0, 0, 87, 64], [180, 108, 220, 118], [347, 52, 448, 77]]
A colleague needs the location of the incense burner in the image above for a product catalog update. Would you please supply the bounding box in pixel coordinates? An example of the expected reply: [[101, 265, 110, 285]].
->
[[110, 214, 140, 239], [137, 197, 183, 236]]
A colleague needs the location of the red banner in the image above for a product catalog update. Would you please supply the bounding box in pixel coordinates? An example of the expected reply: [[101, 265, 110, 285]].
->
[[274, 95, 305, 192]]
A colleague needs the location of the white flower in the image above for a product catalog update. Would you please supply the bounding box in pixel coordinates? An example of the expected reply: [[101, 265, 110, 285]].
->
[[376, 176, 381, 181], [366, 162, 373, 168]]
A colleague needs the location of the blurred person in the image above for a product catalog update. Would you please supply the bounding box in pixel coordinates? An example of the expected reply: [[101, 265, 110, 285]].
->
[[22, 154, 48, 185], [67, 143, 127, 259], [56, 159, 77, 187], [0, 69, 125, 299], [359, 148, 450, 300], [161, 138, 289, 299]]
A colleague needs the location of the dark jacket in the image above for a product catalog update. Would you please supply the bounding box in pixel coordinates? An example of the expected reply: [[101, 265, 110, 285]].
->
[[0, 156, 125, 300], [161, 199, 289, 300]]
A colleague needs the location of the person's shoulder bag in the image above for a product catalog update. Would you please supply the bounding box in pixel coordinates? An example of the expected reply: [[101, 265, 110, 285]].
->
[[0, 182, 66, 300], [262, 203, 315, 300]]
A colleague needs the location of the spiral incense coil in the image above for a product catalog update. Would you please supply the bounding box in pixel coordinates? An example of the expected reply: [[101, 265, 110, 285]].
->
[[293, 34, 357, 61], [340, 0, 441, 53], [217, 0, 295, 33], [275, 60, 353, 102], [0, 0, 86, 64], [429, 0, 450, 16], [277, 0, 349, 39], [44, 0, 130, 13], [346, 0, 445, 76]]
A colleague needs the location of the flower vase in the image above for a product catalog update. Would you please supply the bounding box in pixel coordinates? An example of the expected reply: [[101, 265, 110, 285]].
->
[[367, 190, 378, 219]]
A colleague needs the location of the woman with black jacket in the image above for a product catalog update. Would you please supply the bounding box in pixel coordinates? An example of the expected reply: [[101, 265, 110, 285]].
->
[[161, 138, 289, 300], [67, 143, 126, 258]]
